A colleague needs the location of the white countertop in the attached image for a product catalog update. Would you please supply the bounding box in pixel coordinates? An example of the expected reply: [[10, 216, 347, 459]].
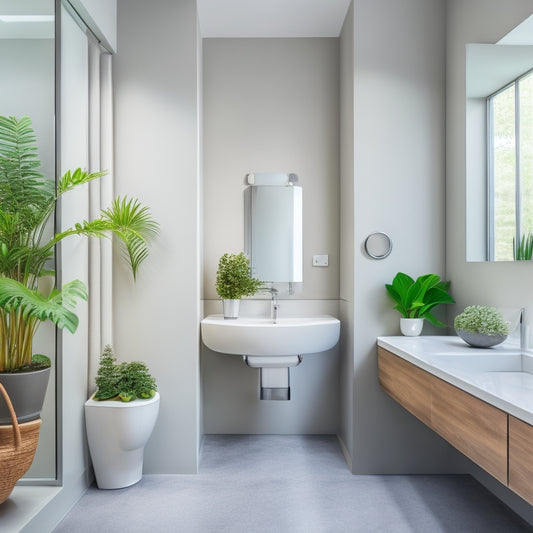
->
[[377, 335, 533, 426]]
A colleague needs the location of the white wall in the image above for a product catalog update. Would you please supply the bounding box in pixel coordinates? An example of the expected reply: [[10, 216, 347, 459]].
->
[[113, 0, 201, 473], [202, 38, 340, 433], [347, 0, 458, 474], [446, 0, 533, 520]]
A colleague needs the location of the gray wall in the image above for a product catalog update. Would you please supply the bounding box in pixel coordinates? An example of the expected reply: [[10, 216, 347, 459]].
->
[[339, 1, 355, 465], [202, 38, 340, 302], [446, 0, 533, 521], [347, 0, 459, 474], [202, 38, 340, 433], [113, 0, 201, 473]]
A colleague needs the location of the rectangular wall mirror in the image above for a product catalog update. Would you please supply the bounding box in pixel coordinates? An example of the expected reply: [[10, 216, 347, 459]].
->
[[244, 185, 303, 283], [466, 14, 533, 262]]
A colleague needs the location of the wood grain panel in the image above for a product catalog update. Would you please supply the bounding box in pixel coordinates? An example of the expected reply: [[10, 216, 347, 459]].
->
[[377, 347, 431, 426], [509, 416, 533, 505], [431, 376, 508, 484]]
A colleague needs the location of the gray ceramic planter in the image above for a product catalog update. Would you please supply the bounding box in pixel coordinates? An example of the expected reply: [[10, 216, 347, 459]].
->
[[0, 367, 51, 424], [456, 329, 507, 348]]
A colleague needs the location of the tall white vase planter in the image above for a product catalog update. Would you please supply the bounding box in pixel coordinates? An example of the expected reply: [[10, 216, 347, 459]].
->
[[84, 393, 160, 489], [400, 318, 424, 337]]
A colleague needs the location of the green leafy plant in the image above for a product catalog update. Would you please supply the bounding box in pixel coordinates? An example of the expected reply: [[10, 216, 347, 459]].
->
[[215, 252, 262, 300], [93, 345, 157, 402], [385, 272, 455, 327], [513, 232, 533, 260], [454, 305, 509, 335], [0, 115, 158, 372]]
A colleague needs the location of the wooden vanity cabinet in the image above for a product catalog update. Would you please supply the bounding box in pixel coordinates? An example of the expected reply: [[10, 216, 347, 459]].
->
[[377, 347, 431, 426], [430, 375, 507, 484], [509, 416, 533, 505], [378, 347, 508, 485]]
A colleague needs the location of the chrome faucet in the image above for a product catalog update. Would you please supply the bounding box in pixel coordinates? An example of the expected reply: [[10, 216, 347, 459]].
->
[[271, 290, 280, 324], [519, 307, 529, 350], [263, 287, 279, 323]]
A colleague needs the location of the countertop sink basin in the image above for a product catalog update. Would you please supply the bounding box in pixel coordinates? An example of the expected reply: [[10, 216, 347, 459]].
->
[[201, 315, 340, 356]]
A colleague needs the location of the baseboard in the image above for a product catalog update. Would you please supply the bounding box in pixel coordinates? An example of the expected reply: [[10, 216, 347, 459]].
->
[[337, 434, 352, 472]]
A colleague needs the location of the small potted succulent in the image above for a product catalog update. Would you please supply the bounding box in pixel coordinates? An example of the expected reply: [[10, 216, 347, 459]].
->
[[385, 272, 455, 336], [454, 305, 510, 348], [215, 252, 262, 319]]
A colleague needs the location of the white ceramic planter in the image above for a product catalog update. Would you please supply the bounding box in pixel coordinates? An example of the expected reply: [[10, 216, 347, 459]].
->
[[223, 299, 240, 319], [400, 318, 424, 337], [85, 393, 160, 489]]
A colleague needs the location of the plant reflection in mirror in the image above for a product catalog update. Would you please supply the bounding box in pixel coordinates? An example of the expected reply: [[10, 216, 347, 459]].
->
[[513, 232, 533, 261]]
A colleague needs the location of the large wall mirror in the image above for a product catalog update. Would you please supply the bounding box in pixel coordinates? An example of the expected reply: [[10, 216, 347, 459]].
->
[[466, 14, 533, 262], [244, 183, 303, 284], [0, 0, 57, 479]]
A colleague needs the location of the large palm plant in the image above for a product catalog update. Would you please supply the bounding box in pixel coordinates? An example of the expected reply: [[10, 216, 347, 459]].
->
[[0, 115, 158, 372]]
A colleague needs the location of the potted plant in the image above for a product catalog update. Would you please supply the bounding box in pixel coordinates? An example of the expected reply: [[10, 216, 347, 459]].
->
[[215, 252, 262, 318], [385, 272, 455, 336], [454, 305, 509, 348], [0, 115, 158, 423], [85, 346, 159, 489]]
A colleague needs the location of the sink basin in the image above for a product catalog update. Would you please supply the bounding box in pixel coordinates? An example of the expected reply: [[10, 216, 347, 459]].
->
[[200, 315, 340, 356]]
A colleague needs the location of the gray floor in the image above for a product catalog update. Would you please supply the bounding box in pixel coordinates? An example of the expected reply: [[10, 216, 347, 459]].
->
[[54, 435, 532, 533]]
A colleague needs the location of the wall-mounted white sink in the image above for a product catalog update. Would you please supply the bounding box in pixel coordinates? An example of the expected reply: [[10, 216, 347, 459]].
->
[[200, 315, 340, 356]]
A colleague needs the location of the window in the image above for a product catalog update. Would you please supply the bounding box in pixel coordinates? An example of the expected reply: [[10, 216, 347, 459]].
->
[[487, 69, 533, 261]]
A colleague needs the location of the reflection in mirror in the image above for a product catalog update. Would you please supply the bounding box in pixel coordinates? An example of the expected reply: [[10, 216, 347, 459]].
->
[[244, 184, 303, 284], [0, 0, 56, 478], [466, 15, 533, 261]]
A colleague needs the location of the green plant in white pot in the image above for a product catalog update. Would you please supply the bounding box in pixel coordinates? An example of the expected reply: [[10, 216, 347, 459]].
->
[[454, 305, 509, 348], [0, 115, 158, 425], [385, 272, 455, 336], [215, 252, 262, 319]]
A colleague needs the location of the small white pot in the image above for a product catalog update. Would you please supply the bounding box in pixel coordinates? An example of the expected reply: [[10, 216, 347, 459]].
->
[[223, 299, 240, 319], [400, 318, 424, 336]]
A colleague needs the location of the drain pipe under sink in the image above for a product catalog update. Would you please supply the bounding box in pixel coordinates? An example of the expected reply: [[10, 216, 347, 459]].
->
[[243, 355, 303, 400]]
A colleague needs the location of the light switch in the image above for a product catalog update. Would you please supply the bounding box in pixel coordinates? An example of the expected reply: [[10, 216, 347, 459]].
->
[[312, 254, 329, 267]]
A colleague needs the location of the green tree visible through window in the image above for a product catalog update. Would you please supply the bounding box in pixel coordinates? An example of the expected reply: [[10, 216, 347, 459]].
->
[[520, 74, 533, 242], [492, 85, 515, 261]]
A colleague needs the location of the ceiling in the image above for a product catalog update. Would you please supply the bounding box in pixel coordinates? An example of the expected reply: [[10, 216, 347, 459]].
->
[[197, 0, 352, 38]]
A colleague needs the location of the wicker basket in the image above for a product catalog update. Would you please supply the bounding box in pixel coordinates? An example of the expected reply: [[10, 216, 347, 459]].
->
[[0, 382, 42, 505]]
